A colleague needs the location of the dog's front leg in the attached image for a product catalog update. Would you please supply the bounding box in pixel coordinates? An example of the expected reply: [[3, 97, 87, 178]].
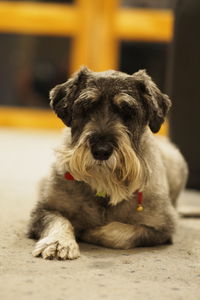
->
[[81, 222, 172, 249], [32, 212, 80, 260]]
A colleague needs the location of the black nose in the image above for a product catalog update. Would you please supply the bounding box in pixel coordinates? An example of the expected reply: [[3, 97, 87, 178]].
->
[[91, 144, 113, 161]]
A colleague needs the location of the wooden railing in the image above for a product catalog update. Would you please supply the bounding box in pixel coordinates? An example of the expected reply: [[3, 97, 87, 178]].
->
[[0, 0, 173, 133], [0, 0, 173, 72]]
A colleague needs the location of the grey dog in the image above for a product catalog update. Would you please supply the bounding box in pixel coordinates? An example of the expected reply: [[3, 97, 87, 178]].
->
[[28, 66, 188, 260]]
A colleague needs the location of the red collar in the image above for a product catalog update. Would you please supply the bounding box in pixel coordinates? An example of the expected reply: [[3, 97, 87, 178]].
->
[[64, 172, 75, 181], [64, 172, 144, 211]]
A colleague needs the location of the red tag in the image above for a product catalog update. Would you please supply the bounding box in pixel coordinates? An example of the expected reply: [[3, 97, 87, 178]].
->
[[64, 172, 75, 180]]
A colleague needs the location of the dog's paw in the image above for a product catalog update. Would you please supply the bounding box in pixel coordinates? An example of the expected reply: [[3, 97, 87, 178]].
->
[[32, 236, 80, 260]]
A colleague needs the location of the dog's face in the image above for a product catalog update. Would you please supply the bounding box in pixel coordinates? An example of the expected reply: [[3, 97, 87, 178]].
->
[[50, 67, 171, 204]]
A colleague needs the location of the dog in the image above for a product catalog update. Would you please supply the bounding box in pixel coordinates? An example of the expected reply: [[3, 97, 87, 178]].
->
[[28, 66, 188, 260]]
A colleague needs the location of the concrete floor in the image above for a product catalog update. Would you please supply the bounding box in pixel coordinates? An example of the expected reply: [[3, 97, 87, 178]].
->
[[0, 128, 200, 300]]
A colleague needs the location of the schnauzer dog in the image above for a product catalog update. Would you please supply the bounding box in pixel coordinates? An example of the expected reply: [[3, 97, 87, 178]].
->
[[28, 66, 188, 260]]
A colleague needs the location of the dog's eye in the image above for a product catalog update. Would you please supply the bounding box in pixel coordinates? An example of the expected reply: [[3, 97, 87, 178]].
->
[[113, 93, 138, 118], [111, 102, 136, 122], [73, 88, 100, 115], [118, 102, 136, 119], [73, 98, 98, 115]]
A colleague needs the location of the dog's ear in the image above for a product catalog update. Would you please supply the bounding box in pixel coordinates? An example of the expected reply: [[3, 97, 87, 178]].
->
[[50, 66, 90, 127], [133, 70, 171, 133]]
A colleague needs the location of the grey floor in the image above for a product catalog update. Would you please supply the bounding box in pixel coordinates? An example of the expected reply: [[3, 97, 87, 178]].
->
[[0, 128, 200, 300]]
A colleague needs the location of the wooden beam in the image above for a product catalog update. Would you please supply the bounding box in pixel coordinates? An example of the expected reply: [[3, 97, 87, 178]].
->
[[115, 8, 173, 42], [70, 0, 119, 73], [0, 107, 63, 129], [0, 1, 78, 36], [0, 2, 173, 41]]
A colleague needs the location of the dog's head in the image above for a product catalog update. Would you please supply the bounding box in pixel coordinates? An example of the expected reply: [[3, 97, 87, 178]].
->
[[51, 67, 171, 204]]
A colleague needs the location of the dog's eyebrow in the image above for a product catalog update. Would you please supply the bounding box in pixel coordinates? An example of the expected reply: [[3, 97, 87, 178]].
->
[[76, 88, 100, 103], [113, 93, 138, 107]]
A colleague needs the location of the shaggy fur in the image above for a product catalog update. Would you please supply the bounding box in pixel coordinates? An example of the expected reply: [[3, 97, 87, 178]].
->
[[28, 67, 188, 260]]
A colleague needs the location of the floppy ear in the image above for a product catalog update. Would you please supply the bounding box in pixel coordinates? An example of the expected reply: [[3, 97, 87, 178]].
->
[[133, 70, 171, 133], [50, 66, 90, 127]]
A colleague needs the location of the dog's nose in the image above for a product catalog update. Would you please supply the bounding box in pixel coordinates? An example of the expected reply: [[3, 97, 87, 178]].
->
[[91, 144, 113, 161]]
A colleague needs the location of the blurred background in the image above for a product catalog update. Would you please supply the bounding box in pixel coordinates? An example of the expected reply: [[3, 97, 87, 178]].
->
[[0, 0, 199, 191]]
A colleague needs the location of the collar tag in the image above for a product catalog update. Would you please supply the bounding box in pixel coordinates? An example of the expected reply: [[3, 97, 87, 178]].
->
[[136, 191, 144, 211], [96, 191, 107, 198]]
